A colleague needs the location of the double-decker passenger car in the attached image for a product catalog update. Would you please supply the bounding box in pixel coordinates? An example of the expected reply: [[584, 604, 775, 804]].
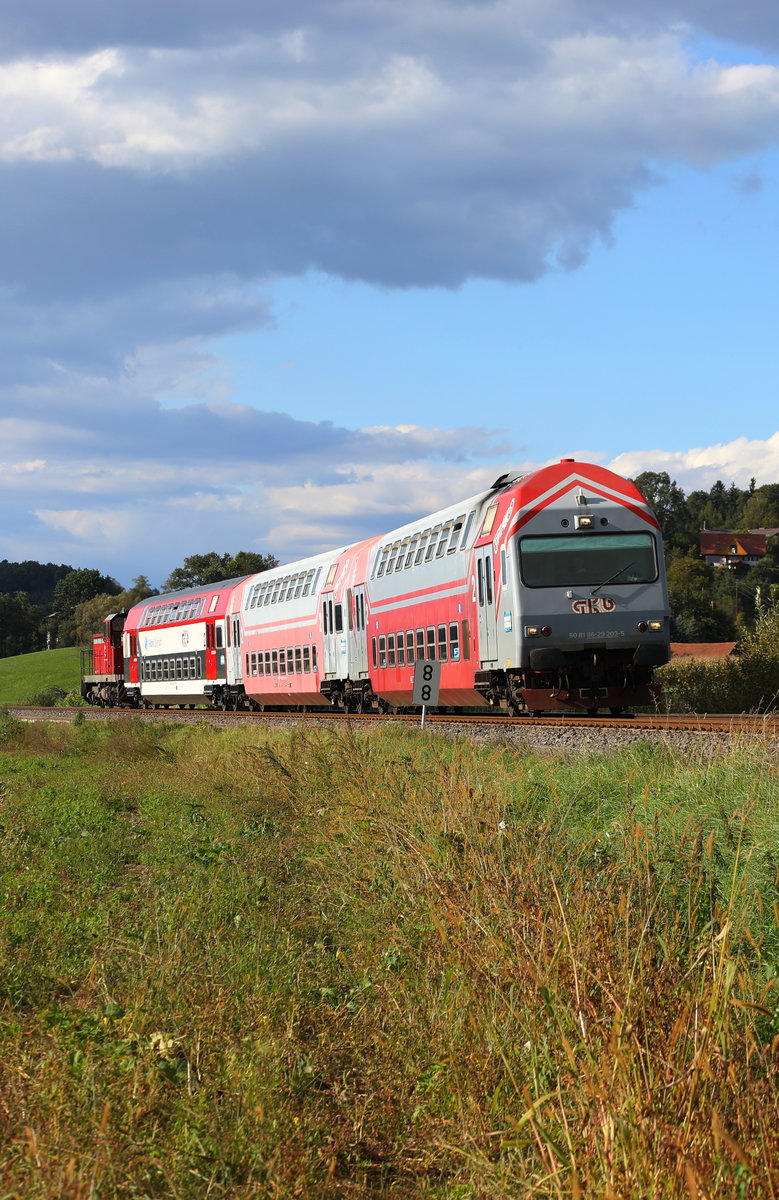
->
[[82, 459, 670, 714]]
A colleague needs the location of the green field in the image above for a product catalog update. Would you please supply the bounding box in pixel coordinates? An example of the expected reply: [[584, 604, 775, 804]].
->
[[0, 647, 81, 706], [1, 715, 778, 1197]]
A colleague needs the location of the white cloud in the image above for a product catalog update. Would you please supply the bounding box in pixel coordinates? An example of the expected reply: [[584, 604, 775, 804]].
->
[[608, 433, 779, 490]]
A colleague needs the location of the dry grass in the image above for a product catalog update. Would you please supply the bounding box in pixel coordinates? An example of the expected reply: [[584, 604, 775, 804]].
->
[[1, 716, 778, 1197]]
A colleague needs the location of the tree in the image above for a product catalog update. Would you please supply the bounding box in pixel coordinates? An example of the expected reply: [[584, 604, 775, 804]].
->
[[0, 591, 44, 658], [632, 471, 689, 554], [53, 568, 122, 614], [740, 491, 779, 531], [51, 568, 123, 646], [666, 557, 735, 642], [162, 551, 278, 593]]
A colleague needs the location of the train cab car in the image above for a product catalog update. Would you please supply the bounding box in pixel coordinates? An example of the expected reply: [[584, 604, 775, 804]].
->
[[122, 578, 249, 709], [476, 459, 670, 713]]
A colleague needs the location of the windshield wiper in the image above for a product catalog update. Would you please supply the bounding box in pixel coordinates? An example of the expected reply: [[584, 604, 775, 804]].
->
[[591, 562, 635, 596]]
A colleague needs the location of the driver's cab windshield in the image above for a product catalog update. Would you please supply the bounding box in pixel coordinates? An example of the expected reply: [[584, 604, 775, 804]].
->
[[519, 532, 658, 588]]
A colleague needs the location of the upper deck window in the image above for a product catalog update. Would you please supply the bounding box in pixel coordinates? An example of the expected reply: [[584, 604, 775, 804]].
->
[[519, 533, 658, 589], [480, 503, 499, 539]]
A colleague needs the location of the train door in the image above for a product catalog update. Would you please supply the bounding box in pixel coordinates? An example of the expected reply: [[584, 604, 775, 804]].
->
[[322, 594, 345, 678], [228, 615, 242, 683], [206, 621, 227, 679], [347, 586, 369, 678], [475, 548, 498, 663]]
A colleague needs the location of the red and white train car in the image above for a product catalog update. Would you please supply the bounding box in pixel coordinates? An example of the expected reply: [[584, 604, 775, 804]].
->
[[120, 577, 250, 709], [82, 459, 670, 714]]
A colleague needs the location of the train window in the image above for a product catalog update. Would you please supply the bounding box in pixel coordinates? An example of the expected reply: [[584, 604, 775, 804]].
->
[[271, 579, 282, 603], [162, 660, 169, 680], [264, 651, 270, 674], [176, 658, 183, 679], [438, 625, 448, 661], [477, 559, 484, 606], [245, 653, 250, 674], [323, 602, 329, 635], [295, 648, 302, 674], [405, 536, 419, 567], [325, 563, 339, 588], [312, 568, 323, 594], [415, 532, 429, 564], [287, 649, 295, 675], [425, 527, 441, 561], [271, 650, 278, 675], [251, 652, 257, 676], [397, 634, 405, 667], [449, 515, 465, 552], [347, 590, 354, 631], [462, 620, 471, 661], [426, 627, 436, 659], [501, 548, 507, 585], [302, 569, 313, 597], [519, 532, 658, 588], [303, 646, 311, 673], [386, 542, 399, 573], [480, 503, 499, 538], [372, 637, 377, 668], [379, 635, 387, 667], [209, 596, 219, 613], [334, 604, 343, 633], [376, 547, 390, 578], [406, 631, 415, 664], [216, 625, 224, 648], [388, 634, 396, 667], [437, 521, 453, 557], [396, 539, 409, 570], [485, 556, 493, 605], [416, 628, 425, 658], [312, 645, 317, 672], [279, 650, 286, 675], [449, 623, 460, 661]]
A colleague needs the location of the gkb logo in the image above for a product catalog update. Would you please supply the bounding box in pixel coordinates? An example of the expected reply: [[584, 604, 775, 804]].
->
[[571, 597, 616, 615]]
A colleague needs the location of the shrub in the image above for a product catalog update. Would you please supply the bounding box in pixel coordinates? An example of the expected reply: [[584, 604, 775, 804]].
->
[[660, 609, 779, 712]]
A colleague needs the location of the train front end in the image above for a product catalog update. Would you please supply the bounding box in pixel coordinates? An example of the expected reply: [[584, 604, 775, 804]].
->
[[490, 461, 670, 714]]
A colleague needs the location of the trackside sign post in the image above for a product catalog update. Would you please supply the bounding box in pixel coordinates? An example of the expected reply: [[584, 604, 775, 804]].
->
[[412, 659, 441, 729]]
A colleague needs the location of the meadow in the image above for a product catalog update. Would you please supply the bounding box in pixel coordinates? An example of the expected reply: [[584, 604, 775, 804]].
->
[[1, 715, 779, 1197], [0, 648, 81, 707]]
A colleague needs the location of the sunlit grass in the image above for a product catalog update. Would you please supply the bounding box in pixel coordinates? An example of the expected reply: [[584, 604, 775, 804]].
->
[[1, 715, 778, 1196]]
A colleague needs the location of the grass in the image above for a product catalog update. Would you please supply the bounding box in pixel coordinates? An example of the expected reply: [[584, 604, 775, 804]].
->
[[1, 716, 779, 1196], [0, 647, 81, 706]]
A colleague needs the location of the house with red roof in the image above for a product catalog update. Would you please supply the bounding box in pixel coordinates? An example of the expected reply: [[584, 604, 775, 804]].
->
[[699, 528, 779, 569]]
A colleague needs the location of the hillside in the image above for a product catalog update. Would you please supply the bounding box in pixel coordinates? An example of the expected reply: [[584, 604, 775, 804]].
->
[[0, 647, 81, 705]]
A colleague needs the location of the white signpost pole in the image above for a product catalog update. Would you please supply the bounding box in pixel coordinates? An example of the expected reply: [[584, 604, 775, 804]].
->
[[412, 659, 441, 730]]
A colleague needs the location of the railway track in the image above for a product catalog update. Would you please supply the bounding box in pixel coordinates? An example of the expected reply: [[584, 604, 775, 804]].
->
[[5, 705, 779, 737]]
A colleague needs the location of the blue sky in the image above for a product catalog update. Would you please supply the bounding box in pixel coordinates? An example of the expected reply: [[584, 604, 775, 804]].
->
[[1, 0, 779, 587]]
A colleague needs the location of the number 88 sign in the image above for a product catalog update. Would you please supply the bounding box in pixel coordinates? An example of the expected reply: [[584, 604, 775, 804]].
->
[[412, 659, 441, 707]]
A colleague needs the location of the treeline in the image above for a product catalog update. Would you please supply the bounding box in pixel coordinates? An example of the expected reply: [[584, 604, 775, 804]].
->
[[634, 472, 779, 641], [0, 551, 277, 659]]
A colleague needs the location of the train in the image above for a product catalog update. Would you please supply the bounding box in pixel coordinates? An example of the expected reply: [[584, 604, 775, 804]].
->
[[81, 459, 670, 716]]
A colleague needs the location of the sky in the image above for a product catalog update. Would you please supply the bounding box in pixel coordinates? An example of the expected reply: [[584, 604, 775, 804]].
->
[[1, 0, 779, 588]]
